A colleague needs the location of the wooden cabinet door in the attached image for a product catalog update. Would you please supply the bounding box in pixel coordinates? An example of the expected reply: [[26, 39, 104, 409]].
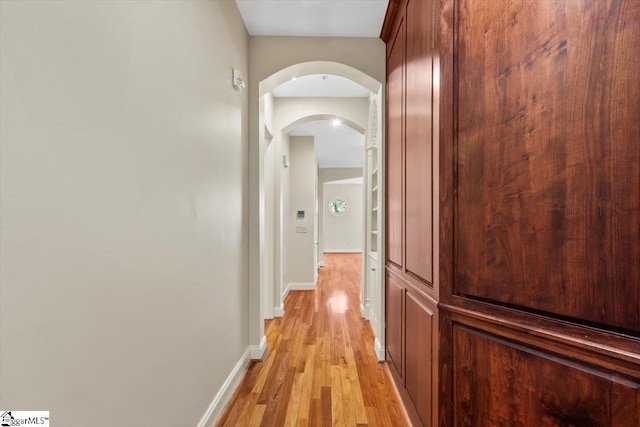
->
[[404, 0, 434, 287], [405, 290, 436, 426], [386, 16, 405, 268], [452, 0, 640, 331], [453, 325, 640, 427], [386, 273, 404, 378]]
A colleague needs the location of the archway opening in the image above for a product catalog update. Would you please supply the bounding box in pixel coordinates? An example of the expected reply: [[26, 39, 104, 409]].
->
[[252, 61, 385, 362]]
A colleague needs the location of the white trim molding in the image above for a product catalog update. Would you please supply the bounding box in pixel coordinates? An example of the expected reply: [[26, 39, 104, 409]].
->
[[250, 335, 268, 360], [374, 337, 385, 362], [286, 282, 316, 291], [360, 303, 368, 318], [197, 348, 251, 427], [281, 285, 290, 302], [274, 305, 285, 318]]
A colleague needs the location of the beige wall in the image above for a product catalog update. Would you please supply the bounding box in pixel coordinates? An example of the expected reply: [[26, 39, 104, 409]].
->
[[250, 37, 386, 92], [0, 1, 249, 426], [287, 136, 317, 284], [275, 97, 370, 132], [278, 133, 291, 307], [323, 183, 364, 253], [273, 98, 368, 270], [318, 168, 364, 262]]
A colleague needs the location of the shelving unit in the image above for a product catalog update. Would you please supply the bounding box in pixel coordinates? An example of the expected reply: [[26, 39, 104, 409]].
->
[[367, 144, 379, 255], [362, 95, 382, 361]]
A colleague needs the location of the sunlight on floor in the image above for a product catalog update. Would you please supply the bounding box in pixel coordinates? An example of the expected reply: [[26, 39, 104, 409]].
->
[[326, 290, 348, 313]]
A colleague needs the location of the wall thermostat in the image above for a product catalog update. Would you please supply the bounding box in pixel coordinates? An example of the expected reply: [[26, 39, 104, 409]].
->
[[296, 210, 305, 219]]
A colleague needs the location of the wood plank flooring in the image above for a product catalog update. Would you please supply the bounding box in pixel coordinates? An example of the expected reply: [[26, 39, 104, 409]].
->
[[216, 253, 409, 427]]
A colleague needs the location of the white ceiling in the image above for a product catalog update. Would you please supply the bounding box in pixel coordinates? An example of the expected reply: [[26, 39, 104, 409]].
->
[[241, 0, 381, 168], [289, 120, 364, 168], [235, 0, 389, 37], [272, 74, 370, 98], [275, 75, 369, 167]]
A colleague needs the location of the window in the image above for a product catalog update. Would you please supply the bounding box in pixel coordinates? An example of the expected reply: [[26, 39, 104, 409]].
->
[[328, 197, 348, 217]]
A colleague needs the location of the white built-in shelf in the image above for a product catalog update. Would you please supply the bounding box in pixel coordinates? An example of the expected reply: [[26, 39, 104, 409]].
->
[[367, 111, 380, 265]]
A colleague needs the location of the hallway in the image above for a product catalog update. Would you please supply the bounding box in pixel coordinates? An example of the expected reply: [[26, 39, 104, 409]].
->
[[217, 253, 408, 427]]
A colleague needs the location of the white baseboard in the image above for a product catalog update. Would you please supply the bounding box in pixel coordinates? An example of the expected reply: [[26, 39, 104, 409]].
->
[[274, 305, 285, 318], [360, 304, 367, 318], [281, 284, 290, 301], [287, 282, 316, 291], [250, 335, 267, 360], [374, 337, 385, 362], [324, 249, 363, 253], [281, 282, 316, 301], [197, 347, 251, 427], [367, 306, 377, 324]]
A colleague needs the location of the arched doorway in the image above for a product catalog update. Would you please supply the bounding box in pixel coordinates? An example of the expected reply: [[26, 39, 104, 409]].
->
[[249, 61, 384, 361]]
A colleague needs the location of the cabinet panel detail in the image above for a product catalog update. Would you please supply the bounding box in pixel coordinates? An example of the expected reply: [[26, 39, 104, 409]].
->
[[453, 0, 640, 331], [404, 0, 434, 285], [386, 272, 404, 377], [386, 17, 405, 267], [453, 324, 640, 427], [405, 290, 435, 425]]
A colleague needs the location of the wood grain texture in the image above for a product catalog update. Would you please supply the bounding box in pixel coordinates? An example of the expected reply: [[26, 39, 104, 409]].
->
[[380, 0, 403, 41], [453, 0, 640, 331], [386, 268, 440, 427], [383, 0, 441, 425], [404, 0, 434, 286], [438, 310, 453, 427], [437, 1, 640, 425], [405, 290, 434, 425], [452, 324, 640, 427], [445, 301, 640, 379], [385, 272, 404, 379], [216, 254, 409, 427], [386, 14, 405, 268], [438, 0, 455, 310]]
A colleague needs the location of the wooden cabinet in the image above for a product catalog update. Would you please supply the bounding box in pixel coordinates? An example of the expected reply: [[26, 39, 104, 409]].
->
[[405, 290, 435, 425], [451, 0, 640, 332], [404, 0, 434, 286], [386, 272, 404, 376], [385, 269, 439, 427], [382, 0, 440, 424], [382, 0, 640, 425], [438, 0, 640, 426], [453, 325, 640, 427], [386, 12, 404, 268]]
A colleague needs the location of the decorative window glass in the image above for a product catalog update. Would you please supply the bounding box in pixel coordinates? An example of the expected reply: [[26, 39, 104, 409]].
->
[[328, 197, 348, 217]]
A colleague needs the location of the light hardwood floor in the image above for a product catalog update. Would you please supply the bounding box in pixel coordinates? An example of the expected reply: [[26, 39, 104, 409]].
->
[[216, 253, 409, 427]]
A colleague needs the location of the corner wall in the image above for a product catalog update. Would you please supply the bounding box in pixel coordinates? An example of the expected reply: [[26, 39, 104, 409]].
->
[[0, 1, 250, 426], [286, 136, 317, 285]]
